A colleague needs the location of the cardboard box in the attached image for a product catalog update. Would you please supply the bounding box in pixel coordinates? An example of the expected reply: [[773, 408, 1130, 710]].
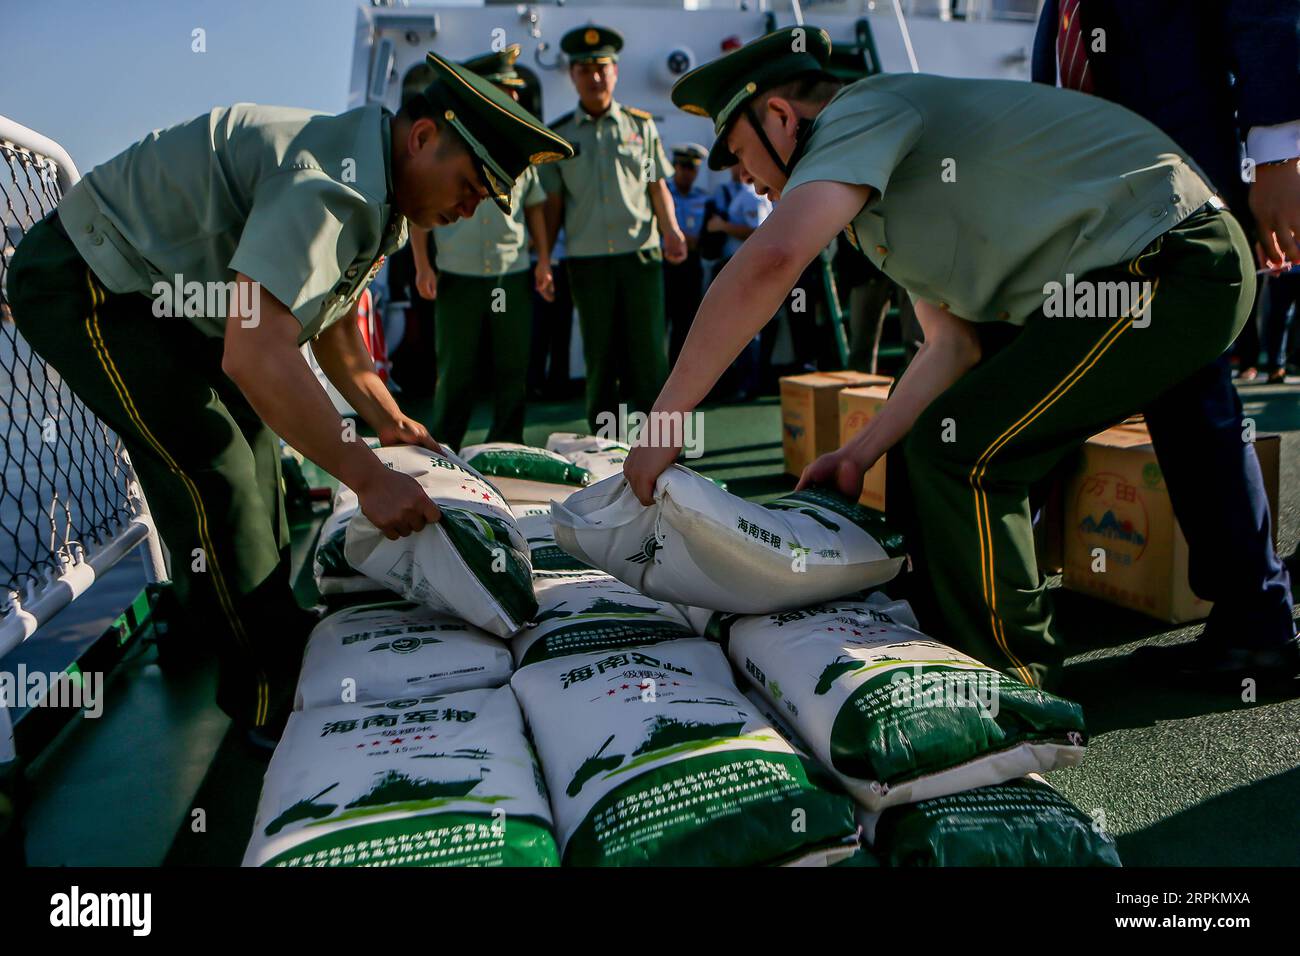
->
[[780, 371, 892, 477], [1061, 424, 1280, 623], [838, 384, 893, 511]]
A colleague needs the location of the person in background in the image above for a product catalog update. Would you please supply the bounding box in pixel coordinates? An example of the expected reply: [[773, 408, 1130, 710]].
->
[[1033, 0, 1300, 682], [664, 142, 711, 364], [709, 166, 773, 399], [410, 46, 557, 450], [528, 225, 575, 400], [542, 25, 688, 433], [1262, 269, 1300, 382]]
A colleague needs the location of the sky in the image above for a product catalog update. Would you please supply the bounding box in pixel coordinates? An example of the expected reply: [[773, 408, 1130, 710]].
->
[[1, 0, 368, 171]]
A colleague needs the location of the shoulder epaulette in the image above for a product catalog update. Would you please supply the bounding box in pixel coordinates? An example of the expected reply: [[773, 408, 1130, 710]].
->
[[548, 111, 575, 130], [624, 106, 655, 121]]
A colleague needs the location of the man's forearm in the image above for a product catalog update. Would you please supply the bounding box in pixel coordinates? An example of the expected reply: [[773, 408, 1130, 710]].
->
[[311, 312, 405, 433], [543, 193, 563, 252], [650, 179, 681, 236], [525, 203, 551, 262], [228, 340, 383, 492], [410, 225, 434, 275]]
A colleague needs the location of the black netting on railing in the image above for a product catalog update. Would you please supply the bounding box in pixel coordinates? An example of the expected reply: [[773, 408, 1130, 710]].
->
[[1, 140, 135, 606]]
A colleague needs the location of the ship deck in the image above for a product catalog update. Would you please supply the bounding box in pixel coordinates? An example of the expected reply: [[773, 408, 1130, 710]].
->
[[13, 384, 1300, 867]]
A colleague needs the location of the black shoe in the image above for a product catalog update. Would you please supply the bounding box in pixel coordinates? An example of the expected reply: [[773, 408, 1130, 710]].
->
[[1130, 636, 1300, 688]]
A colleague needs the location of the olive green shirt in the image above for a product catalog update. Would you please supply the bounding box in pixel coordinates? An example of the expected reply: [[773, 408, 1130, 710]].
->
[[57, 103, 409, 343], [539, 101, 671, 258], [784, 75, 1215, 326], [433, 166, 545, 277]]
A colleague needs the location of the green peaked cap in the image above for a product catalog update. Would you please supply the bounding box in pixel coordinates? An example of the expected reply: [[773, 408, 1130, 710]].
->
[[561, 25, 623, 64], [462, 43, 526, 88], [417, 49, 573, 213], [670, 26, 834, 170]]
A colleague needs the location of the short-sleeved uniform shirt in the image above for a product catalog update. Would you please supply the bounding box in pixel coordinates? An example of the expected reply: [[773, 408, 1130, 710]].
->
[[57, 103, 409, 343], [783, 75, 1215, 326], [667, 178, 710, 241], [433, 165, 545, 277], [539, 101, 671, 258], [722, 183, 773, 259]]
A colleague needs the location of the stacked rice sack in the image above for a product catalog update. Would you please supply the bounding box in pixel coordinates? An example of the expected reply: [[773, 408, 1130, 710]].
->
[[550, 465, 1120, 866], [460, 442, 593, 505]]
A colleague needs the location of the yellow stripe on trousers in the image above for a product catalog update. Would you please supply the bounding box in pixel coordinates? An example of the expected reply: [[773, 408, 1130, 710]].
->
[[969, 278, 1160, 685], [82, 271, 269, 726]]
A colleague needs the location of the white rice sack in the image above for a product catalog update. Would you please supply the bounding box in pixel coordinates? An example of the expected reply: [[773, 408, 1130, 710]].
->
[[511, 571, 695, 668], [460, 442, 591, 504], [687, 591, 921, 639], [294, 599, 514, 710], [244, 686, 558, 867], [510, 638, 858, 866], [545, 432, 631, 481], [343, 445, 537, 638], [550, 466, 906, 614], [714, 601, 1087, 811], [313, 488, 386, 596], [857, 775, 1122, 867]]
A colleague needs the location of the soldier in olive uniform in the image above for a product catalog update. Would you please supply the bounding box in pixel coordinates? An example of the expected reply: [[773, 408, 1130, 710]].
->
[[5, 52, 573, 739], [407, 45, 555, 449], [624, 27, 1292, 691], [541, 25, 689, 433]]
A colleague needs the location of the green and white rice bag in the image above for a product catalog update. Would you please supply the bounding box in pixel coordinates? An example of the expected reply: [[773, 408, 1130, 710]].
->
[[550, 466, 906, 614], [295, 600, 514, 710], [510, 638, 859, 866], [545, 432, 631, 481], [715, 601, 1088, 811], [512, 571, 695, 668], [859, 775, 1122, 867], [343, 445, 537, 638], [244, 686, 558, 867], [460, 442, 592, 504], [314, 488, 386, 596], [513, 507, 591, 574]]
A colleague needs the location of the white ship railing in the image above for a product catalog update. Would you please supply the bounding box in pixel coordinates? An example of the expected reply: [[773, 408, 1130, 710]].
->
[[0, 114, 167, 762]]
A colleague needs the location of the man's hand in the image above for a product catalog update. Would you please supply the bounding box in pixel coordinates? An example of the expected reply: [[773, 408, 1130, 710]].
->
[[706, 215, 727, 233], [415, 267, 438, 301], [796, 442, 875, 498], [355, 466, 441, 541], [535, 259, 556, 302], [377, 416, 443, 454], [623, 441, 680, 506], [663, 227, 688, 265], [1250, 159, 1300, 270]]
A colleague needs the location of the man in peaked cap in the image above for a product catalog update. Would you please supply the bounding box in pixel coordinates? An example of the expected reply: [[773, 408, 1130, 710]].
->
[[406, 44, 558, 449], [541, 24, 689, 434], [664, 142, 711, 364], [623, 26, 1299, 692], [5, 51, 572, 741]]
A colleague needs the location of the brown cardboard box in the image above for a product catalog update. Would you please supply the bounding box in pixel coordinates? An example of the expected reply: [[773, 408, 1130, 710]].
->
[[838, 384, 893, 511], [1061, 424, 1280, 623], [780, 371, 892, 477]]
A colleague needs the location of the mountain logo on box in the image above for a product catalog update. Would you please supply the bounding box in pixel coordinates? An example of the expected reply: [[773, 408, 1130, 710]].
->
[[1078, 510, 1147, 545], [1076, 470, 1149, 565]]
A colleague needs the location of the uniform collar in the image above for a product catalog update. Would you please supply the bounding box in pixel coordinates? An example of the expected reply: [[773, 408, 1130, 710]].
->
[[576, 99, 623, 125]]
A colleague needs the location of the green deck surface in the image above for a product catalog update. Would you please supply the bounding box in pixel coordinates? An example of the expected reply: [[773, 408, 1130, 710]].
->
[[20, 386, 1300, 867]]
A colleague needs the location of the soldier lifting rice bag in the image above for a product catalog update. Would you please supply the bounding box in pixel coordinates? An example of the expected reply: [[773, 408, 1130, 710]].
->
[[343, 445, 536, 638], [459, 442, 592, 504], [858, 776, 1122, 867], [510, 638, 859, 866], [713, 601, 1088, 811], [511, 571, 695, 668], [551, 465, 906, 614], [244, 686, 558, 867], [294, 600, 514, 710]]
